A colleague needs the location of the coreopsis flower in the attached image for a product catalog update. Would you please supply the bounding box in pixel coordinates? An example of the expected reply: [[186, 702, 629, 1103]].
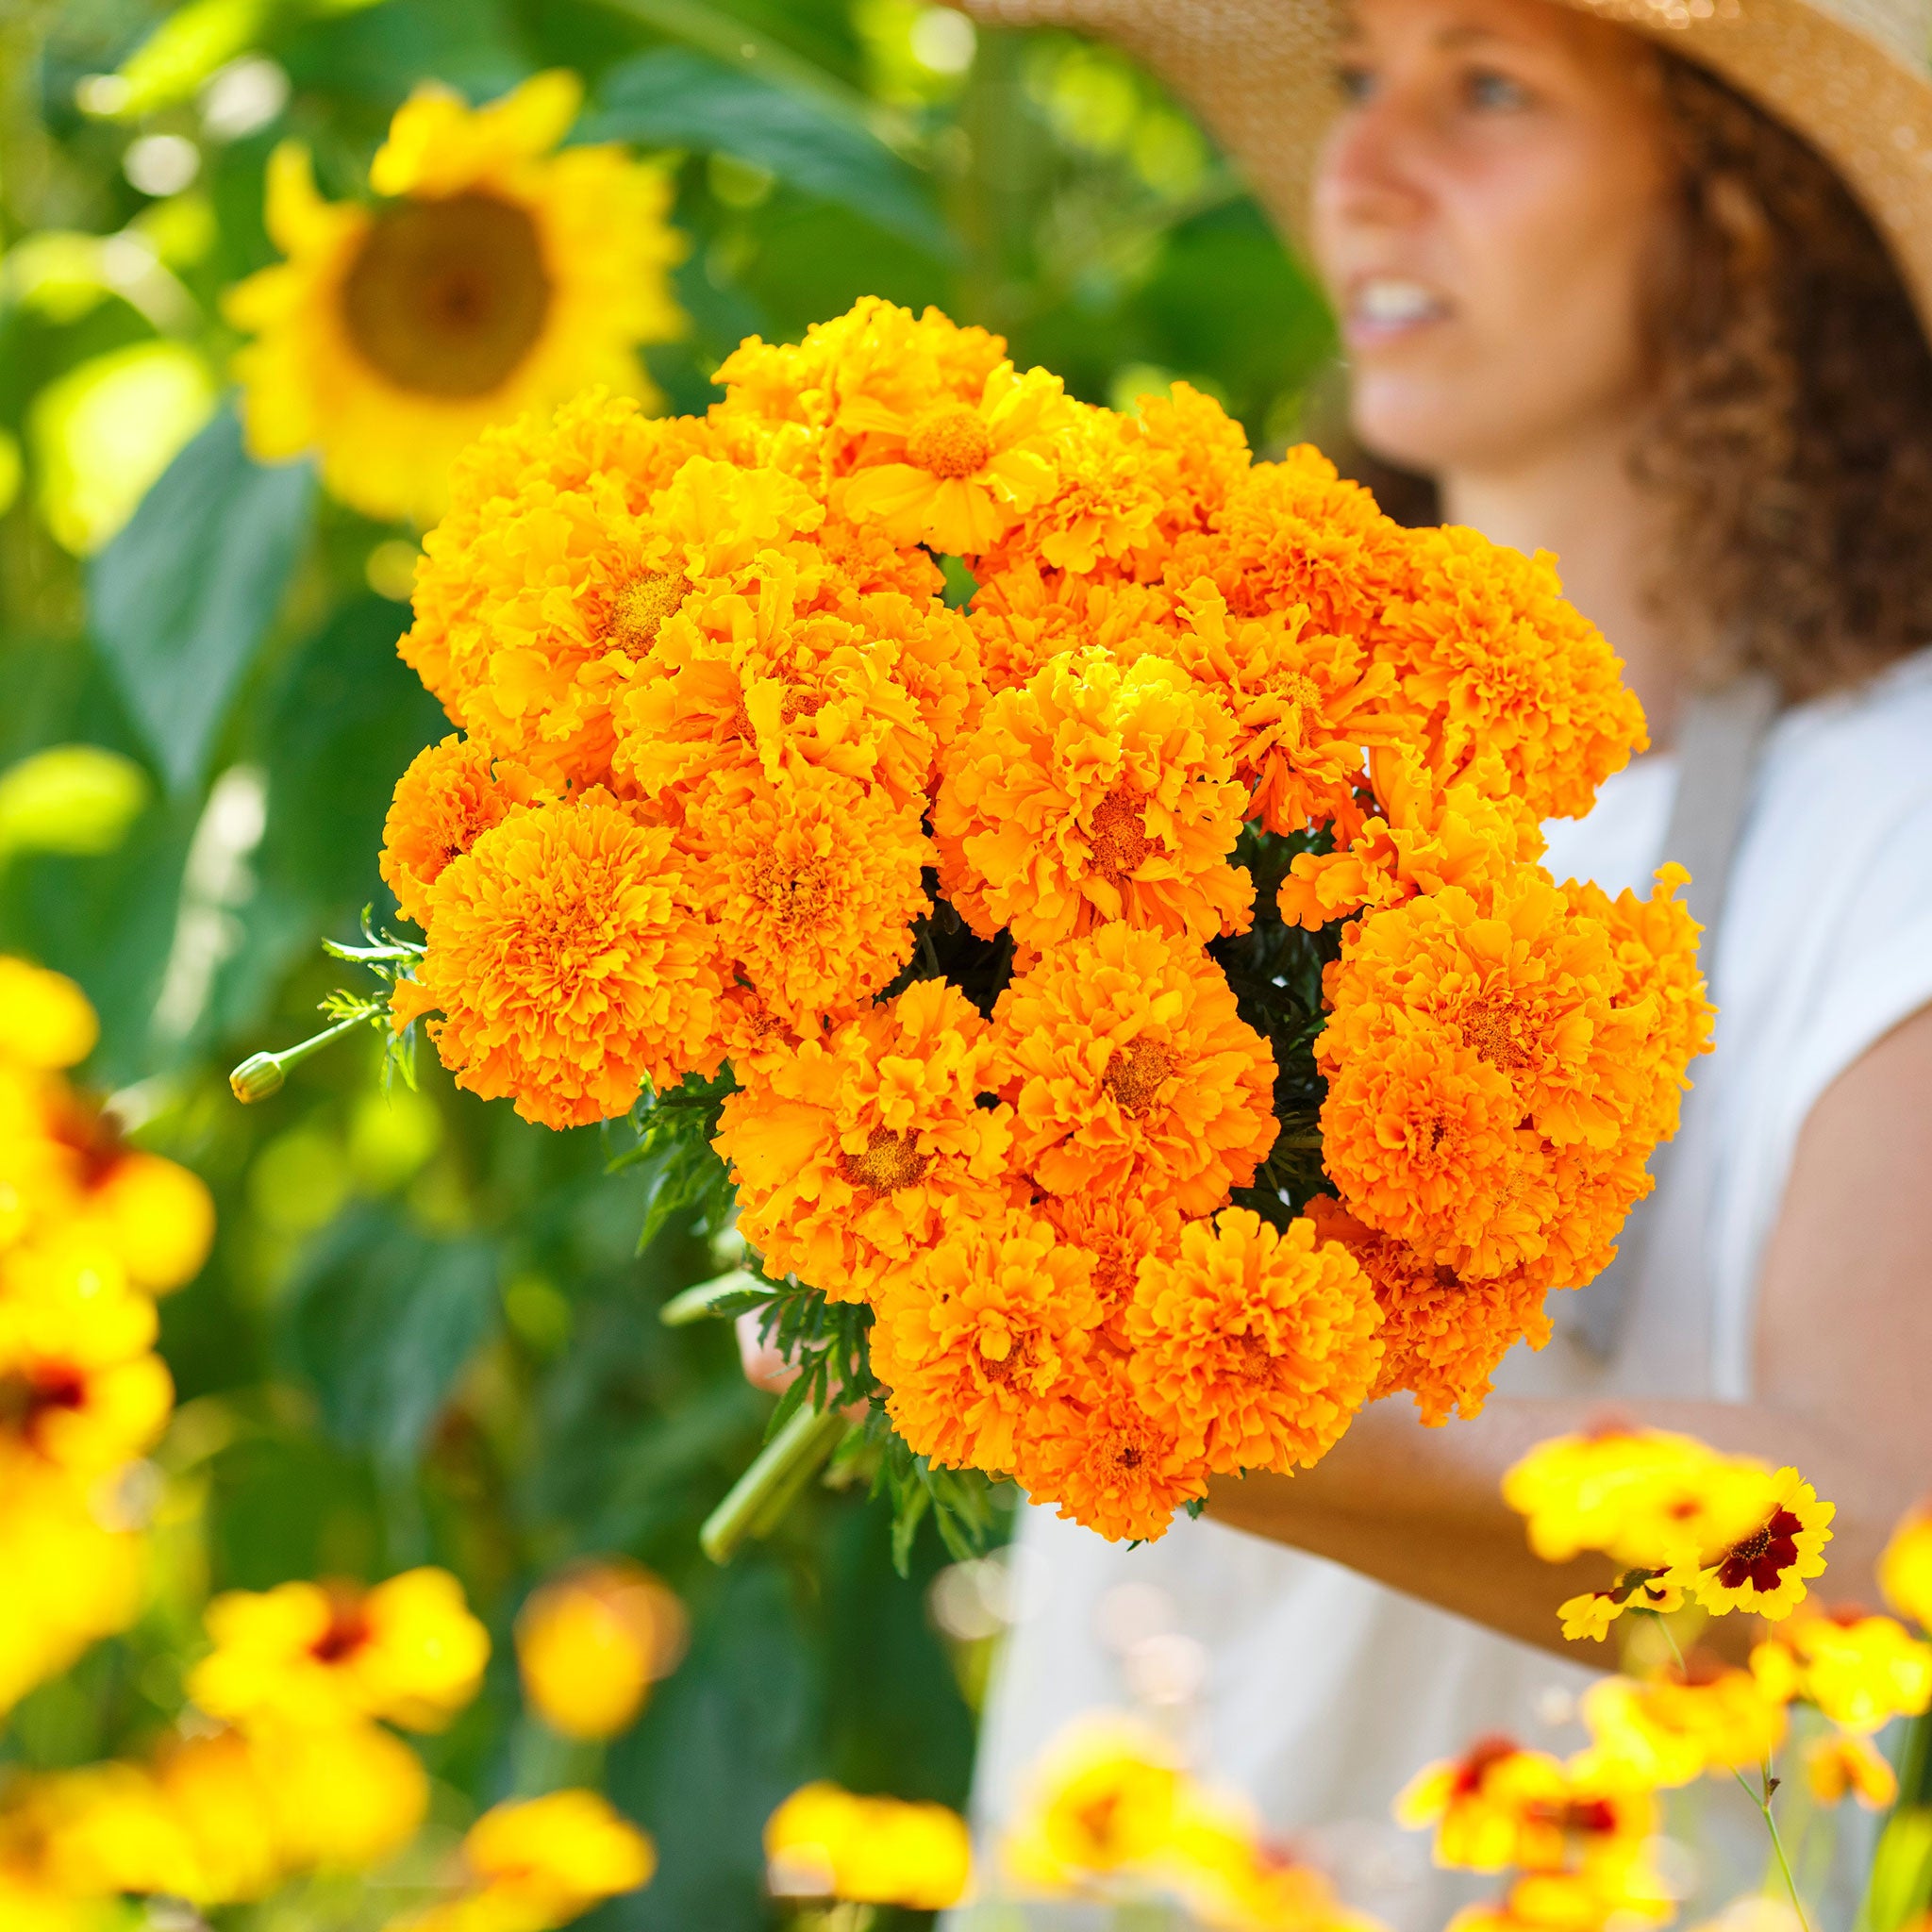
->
[[713, 980, 1011, 1303], [838, 359, 1078, 556], [1014, 1357, 1210, 1541], [1158, 580, 1407, 838], [1557, 1574, 1687, 1645], [1394, 1738, 1571, 1874], [765, 1782, 973, 1909], [1161, 444, 1410, 640], [1691, 1468, 1834, 1621], [225, 73, 686, 525], [1449, 1870, 1671, 1932], [1375, 525, 1647, 824], [391, 791, 723, 1130], [990, 924, 1278, 1218], [1578, 1661, 1788, 1789], [1879, 1503, 1932, 1628], [379, 735, 538, 926], [936, 646, 1251, 951], [677, 767, 929, 1029], [1751, 1607, 1932, 1731], [0, 958, 98, 1070], [1126, 1210, 1382, 1475], [516, 1558, 688, 1741], [1304, 1194, 1547, 1427], [1002, 1713, 1186, 1890], [188, 1567, 489, 1734], [397, 1790, 655, 1932], [871, 1211, 1108, 1474], [1804, 1731, 1898, 1809]]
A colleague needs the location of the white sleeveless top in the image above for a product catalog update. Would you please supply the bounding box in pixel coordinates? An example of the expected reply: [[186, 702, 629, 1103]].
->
[[953, 649, 1932, 1930]]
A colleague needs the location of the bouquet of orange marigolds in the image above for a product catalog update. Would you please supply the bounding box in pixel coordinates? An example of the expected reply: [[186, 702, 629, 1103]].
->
[[245, 295, 1711, 1551]]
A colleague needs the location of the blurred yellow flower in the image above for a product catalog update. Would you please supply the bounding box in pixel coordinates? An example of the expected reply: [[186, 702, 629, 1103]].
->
[[1751, 1607, 1932, 1732], [765, 1780, 973, 1910], [1879, 1503, 1932, 1630], [0, 959, 98, 1071], [395, 1789, 655, 1931], [515, 1557, 688, 1741], [225, 72, 686, 525], [1579, 1661, 1787, 1789], [1805, 1730, 1898, 1809], [258, 1720, 431, 1871], [189, 1566, 489, 1733], [1395, 1737, 1569, 1874], [1002, 1713, 1185, 1890]]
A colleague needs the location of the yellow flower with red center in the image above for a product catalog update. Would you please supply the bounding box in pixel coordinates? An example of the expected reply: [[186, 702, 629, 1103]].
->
[[1805, 1731, 1898, 1809], [1376, 524, 1647, 824], [225, 73, 686, 525], [1126, 1209, 1382, 1475], [677, 766, 930, 1030], [838, 359, 1078, 556], [765, 1782, 973, 1910], [1304, 1193, 1548, 1428], [1579, 1660, 1788, 1788], [516, 1558, 688, 1741], [1879, 1503, 1932, 1630], [379, 735, 538, 926], [713, 980, 1011, 1303], [1557, 1574, 1687, 1644], [1158, 580, 1407, 839], [1002, 1713, 1187, 1890], [1750, 1607, 1930, 1730], [1395, 1737, 1571, 1874], [937, 646, 1251, 951], [871, 1211, 1108, 1475], [1691, 1467, 1833, 1621], [395, 1789, 655, 1931], [391, 791, 723, 1130], [990, 924, 1277, 1219], [188, 1566, 489, 1734], [1449, 1870, 1673, 1932]]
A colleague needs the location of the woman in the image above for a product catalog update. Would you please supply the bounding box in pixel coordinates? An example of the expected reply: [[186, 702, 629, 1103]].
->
[[946, 0, 1932, 1924]]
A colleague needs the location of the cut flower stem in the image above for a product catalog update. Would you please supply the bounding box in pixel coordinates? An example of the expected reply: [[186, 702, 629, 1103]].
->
[[701, 1402, 853, 1563]]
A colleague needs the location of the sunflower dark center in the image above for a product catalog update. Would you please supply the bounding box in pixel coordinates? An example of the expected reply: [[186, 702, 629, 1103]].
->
[[342, 192, 551, 399]]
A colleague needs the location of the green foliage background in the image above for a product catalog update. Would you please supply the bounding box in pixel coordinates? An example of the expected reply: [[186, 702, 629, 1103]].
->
[[0, 0, 1336, 1921]]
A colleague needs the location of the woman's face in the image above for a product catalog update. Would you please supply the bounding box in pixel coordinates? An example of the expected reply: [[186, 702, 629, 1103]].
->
[[1310, 0, 1674, 478]]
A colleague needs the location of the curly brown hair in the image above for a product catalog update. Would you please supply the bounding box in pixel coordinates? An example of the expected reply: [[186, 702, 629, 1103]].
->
[[1354, 53, 1932, 702]]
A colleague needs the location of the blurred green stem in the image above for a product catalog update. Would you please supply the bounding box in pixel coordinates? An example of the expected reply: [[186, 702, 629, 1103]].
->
[[701, 1403, 850, 1563]]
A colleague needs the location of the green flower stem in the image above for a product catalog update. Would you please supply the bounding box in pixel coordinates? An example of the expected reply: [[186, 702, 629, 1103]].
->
[[659, 1268, 763, 1326], [227, 1009, 375, 1102], [1739, 1763, 1813, 1932], [701, 1403, 851, 1564]]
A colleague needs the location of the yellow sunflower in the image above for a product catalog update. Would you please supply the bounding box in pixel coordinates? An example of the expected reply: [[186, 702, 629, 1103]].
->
[[225, 72, 686, 525]]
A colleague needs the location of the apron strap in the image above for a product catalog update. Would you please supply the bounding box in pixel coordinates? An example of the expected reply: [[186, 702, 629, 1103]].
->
[[1572, 670, 1781, 1360]]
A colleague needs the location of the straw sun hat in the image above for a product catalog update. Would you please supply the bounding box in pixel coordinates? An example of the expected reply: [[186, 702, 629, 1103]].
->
[[961, 0, 1932, 330]]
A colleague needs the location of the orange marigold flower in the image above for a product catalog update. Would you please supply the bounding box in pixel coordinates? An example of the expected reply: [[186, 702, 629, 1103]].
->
[[1126, 1208, 1383, 1474], [936, 648, 1251, 951], [965, 566, 1173, 694], [984, 400, 1169, 580], [612, 560, 939, 813], [400, 390, 732, 784], [379, 734, 538, 926], [1038, 1187, 1185, 1343], [678, 767, 928, 1030], [871, 1211, 1108, 1474], [390, 791, 722, 1130], [1304, 1194, 1548, 1426], [1158, 580, 1408, 839], [1376, 525, 1647, 824], [1012, 1355, 1209, 1543], [1114, 381, 1252, 558], [1161, 444, 1410, 639], [838, 360, 1079, 558], [712, 980, 1011, 1304], [991, 924, 1277, 1218]]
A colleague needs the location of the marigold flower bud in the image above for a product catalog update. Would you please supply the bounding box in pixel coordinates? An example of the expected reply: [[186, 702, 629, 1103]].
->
[[229, 1052, 284, 1103]]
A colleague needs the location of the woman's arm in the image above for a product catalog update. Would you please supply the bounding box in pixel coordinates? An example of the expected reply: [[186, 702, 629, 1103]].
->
[[1207, 1003, 1932, 1659]]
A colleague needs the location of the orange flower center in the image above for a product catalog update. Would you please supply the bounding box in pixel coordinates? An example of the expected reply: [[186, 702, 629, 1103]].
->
[[341, 192, 552, 398], [840, 1125, 929, 1198], [608, 570, 690, 658], [1089, 786, 1154, 882], [1236, 1329, 1277, 1381], [980, 1331, 1036, 1388], [1459, 995, 1533, 1072], [747, 851, 833, 936], [1452, 1735, 1523, 1795], [1267, 669, 1323, 724], [906, 404, 993, 480], [1103, 1038, 1173, 1117]]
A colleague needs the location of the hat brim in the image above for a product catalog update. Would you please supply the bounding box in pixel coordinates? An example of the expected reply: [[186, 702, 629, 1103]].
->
[[961, 0, 1932, 338]]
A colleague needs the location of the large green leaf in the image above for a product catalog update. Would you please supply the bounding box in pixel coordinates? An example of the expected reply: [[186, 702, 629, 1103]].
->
[[584, 48, 953, 258], [280, 1208, 501, 1468], [88, 406, 314, 793]]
